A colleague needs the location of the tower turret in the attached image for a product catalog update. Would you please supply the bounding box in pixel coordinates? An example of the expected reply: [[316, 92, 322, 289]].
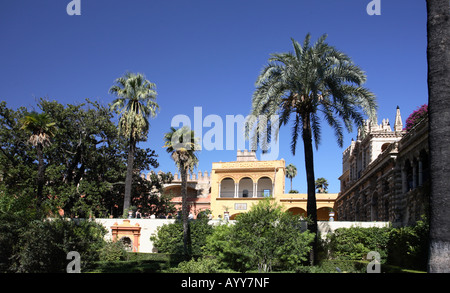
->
[[394, 106, 403, 132]]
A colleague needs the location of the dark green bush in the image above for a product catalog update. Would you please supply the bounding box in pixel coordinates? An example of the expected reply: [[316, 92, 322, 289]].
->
[[150, 218, 214, 256], [204, 200, 315, 272], [387, 218, 429, 271], [10, 218, 107, 273], [165, 256, 236, 273], [323, 218, 429, 271], [325, 226, 391, 262], [99, 240, 128, 262]]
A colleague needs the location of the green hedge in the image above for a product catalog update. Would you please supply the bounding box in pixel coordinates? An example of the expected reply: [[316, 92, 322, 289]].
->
[[150, 218, 214, 256], [322, 218, 429, 271], [387, 219, 429, 271], [5, 218, 107, 273], [324, 226, 391, 262]]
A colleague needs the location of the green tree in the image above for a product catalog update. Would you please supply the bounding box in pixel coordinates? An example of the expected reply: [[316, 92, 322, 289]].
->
[[110, 72, 159, 215], [10, 218, 106, 273], [163, 126, 200, 257], [0, 102, 37, 201], [285, 163, 297, 192], [39, 98, 126, 217], [20, 111, 57, 209], [315, 177, 329, 193], [2, 99, 161, 218], [248, 34, 377, 264], [131, 171, 176, 217], [151, 217, 214, 256], [205, 199, 314, 272], [426, 0, 450, 273]]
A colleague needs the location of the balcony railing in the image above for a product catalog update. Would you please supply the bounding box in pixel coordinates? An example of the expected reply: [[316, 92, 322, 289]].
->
[[219, 191, 271, 198]]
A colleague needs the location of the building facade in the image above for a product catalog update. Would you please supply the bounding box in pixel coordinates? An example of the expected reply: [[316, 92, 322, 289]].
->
[[209, 150, 338, 220], [153, 150, 338, 220], [336, 107, 429, 226], [163, 171, 211, 217]]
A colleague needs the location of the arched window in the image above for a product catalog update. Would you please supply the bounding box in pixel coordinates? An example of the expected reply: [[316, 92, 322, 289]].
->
[[287, 207, 307, 218], [381, 143, 390, 153], [220, 178, 235, 198], [238, 177, 253, 198], [371, 193, 379, 221], [257, 177, 272, 197], [404, 160, 413, 191]]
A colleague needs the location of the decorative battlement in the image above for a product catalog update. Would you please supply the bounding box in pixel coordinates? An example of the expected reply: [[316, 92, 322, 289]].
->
[[172, 171, 210, 183], [141, 170, 210, 183], [236, 149, 257, 162]]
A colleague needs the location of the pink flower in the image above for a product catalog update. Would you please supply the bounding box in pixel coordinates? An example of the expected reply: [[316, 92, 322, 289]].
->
[[404, 104, 428, 131]]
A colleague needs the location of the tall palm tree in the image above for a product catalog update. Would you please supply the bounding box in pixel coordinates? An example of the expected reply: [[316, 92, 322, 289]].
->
[[285, 163, 297, 192], [164, 126, 200, 257], [20, 111, 57, 208], [426, 0, 450, 273], [315, 177, 329, 193], [110, 72, 159, 215], [248, 34, 377, 264]]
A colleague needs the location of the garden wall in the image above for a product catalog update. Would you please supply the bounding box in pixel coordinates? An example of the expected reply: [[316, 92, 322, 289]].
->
[[94, 219, 390, 253]]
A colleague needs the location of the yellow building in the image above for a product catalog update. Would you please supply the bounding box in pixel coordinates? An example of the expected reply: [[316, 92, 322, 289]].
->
[[210, 150, 338, 220]]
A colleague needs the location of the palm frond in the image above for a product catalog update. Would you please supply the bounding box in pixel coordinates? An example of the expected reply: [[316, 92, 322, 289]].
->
[[249, 33, 377, 155], [109, 72, 159, 140]]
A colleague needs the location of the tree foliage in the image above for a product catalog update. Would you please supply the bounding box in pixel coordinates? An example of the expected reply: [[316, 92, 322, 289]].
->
[[315, 177, 329, 193], [285, 163, 297, 192], [205, 199, 315, 272], [248, 34, 377, 264], [150, 218, 214, 256], [109, 72, 159, 214], [163, 126, 200, 257], [0, 98, 167, 218]]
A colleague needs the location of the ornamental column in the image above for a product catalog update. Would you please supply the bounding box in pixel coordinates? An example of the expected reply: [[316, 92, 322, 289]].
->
[[418, 160, 423, 187]]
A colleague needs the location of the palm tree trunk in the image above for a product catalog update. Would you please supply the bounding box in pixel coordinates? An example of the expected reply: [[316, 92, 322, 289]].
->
[[123, 135, 136, 215], [302, 113, 318, 265], [427, 0, 450, 273], [180, 161, 192, 258], [36, 143, 44, 208]]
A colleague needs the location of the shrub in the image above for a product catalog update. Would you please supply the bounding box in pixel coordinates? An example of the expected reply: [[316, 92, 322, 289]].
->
[[166, 256, 235, 273], [150, 218, 214, 256], [99, 240, 128, 262], [387, 217, 429, 271], [325, 226, 391, 262], [205, 199, 315, 272], [10, 218, 107, 273], [323, 219, 429, 271]]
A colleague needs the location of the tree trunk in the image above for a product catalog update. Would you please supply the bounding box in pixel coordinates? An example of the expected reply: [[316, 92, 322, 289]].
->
[[180, 161, 192, 258], [302, 113, 318, 265], [427, 0, 450, 273], [36, 143, 44, 208], [123, 135, 136, 215]]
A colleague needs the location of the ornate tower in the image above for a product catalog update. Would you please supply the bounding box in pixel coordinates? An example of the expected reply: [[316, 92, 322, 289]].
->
[[394, 106, 403, 132]]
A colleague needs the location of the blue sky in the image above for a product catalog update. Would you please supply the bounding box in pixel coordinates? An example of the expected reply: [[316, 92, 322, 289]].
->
[[0, 0, 428, 193]]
